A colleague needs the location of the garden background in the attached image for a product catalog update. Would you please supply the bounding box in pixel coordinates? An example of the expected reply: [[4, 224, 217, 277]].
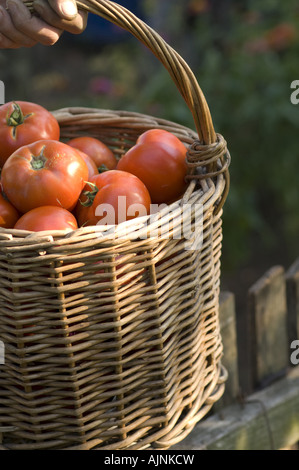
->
[[1, 0, 299, 313]]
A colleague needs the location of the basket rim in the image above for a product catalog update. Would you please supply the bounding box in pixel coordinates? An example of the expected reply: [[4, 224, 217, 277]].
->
[[0, 107, 228, 242], [0, 174, 225, 243]]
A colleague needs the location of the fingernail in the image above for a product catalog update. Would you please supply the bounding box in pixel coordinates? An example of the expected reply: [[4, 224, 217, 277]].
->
[[60, 0, 77, 18]]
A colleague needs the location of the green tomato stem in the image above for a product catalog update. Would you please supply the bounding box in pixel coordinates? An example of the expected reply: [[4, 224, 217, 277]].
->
[[98, 164, 109, 173], [6, 102, 25, 127], [30, 146, 47, 170], [80, 182, 99, 207]]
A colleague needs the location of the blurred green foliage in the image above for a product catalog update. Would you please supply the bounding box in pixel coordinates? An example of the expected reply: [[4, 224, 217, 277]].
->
[[138, 0, 299, 270], [0, 0, 298, 274], [182, 0, 299, 270]]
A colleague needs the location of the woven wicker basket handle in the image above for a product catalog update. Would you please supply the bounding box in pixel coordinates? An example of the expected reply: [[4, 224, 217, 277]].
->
[[74, 0, 230, 210], [74, 0, 215, 145]]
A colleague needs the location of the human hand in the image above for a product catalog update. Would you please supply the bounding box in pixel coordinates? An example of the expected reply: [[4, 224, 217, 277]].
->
[[0, 0, 88, 48]]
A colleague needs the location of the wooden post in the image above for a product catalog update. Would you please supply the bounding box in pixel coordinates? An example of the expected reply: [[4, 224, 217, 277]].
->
[[248, 266, 289, 389], [216, 291, 239, 408]]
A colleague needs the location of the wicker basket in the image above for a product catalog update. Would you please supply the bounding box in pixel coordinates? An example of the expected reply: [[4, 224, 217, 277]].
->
[[0, 0, 230, 450]]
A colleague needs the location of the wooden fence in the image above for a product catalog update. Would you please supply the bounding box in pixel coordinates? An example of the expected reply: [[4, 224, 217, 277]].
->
[[173, 258, 299, 450]]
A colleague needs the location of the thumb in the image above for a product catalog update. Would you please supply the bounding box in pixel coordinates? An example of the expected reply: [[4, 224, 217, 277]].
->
[[48, 0, 78, 20]]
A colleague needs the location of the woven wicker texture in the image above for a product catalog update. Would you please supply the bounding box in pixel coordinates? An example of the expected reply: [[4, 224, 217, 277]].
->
[[0, 1, 230, 450]]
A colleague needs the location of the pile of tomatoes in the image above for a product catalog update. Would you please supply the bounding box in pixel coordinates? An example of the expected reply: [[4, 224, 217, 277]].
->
[[0, 101, 188, 232]]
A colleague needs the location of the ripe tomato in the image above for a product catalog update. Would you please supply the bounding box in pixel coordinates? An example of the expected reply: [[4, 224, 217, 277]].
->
[[136, 128, 187, 150], [14, 206, 78, 232], [0, 101, 60, 167], [1, 140, 89, 214], [0, 192, 20, 228], [76, 149, 99, 179], [75, 170, 151, 226], [117, 129, 188, 204], [67, 136, 117, 172]]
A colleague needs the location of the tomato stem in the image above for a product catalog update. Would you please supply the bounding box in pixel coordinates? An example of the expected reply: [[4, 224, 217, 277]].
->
[[6, 102, 25, 127], [6, 102, 33, 139], [98, 164, 109, 173], [80, 182, 99, 207], [30, 146, 47, 170]]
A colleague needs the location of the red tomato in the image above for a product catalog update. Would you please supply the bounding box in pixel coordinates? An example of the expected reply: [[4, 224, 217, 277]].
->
[[136, 128, 187, 150], [75, 170, 151, 226], [74, 186, 94, 227], [0, 101, 60, 167], [1, 140, 89, 214], [14, 206, 78, 232], [117, 129, 188, 204], [76, 149, 99, 179], [0, 192, 20, 228], [67, 136, 117, 172]]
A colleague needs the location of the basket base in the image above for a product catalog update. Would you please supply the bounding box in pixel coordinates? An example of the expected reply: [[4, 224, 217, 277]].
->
[[1, 366, 226, 451]]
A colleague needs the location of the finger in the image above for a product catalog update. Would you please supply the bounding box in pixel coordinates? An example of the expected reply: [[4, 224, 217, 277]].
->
[[47, 0, 78, 20], [7, 0, 63, 46], [33, 0, 88, 35], [0, 4, 37, 47], [0, 31, 22, 49]]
